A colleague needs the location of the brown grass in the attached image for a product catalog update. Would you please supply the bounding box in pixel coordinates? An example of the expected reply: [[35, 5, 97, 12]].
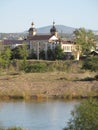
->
[[0, 71, 98, 100]]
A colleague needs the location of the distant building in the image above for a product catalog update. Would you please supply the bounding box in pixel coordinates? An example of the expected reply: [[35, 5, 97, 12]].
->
[[60, 40, 75, 59], [27, 21, 60, 59], [2, 39, 24, 49], [1, 21, 76, 59]]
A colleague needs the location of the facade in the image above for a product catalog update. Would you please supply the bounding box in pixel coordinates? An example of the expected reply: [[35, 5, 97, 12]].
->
[[27, 21, 76, 59], [61, 40, 75, 53], [27, 22, 60, 59]]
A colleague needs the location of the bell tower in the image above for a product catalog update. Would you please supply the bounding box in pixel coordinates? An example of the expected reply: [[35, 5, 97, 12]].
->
[[28, 22, 37, 37], [50, 21, 58, 37]]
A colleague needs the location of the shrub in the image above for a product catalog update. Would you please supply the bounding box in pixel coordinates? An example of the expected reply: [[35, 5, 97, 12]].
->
[[24, 62, 47, 73], [82, 56, 98, 72], [64, 99, 98, 130]]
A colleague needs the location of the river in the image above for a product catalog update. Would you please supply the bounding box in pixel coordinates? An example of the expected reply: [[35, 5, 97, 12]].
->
[[0, 100, 79, 130]]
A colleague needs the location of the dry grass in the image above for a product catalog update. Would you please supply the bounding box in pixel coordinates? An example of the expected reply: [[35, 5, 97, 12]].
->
[[0, 71, 98, 100]]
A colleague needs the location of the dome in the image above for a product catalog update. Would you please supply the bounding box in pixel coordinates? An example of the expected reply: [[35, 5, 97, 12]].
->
[[28, 22, 36, 32], [28, 22, 37, 36], [28, 27, 36, 32], [50, 25, 57, 33], [31, 22, 34, 26], [50, 21, 57, 35]]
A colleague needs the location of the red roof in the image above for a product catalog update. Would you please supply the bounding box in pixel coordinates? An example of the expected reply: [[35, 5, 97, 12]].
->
[[61, 40, 74, 44], [28, 35, 52, 40], [3, 40, 24, 45]]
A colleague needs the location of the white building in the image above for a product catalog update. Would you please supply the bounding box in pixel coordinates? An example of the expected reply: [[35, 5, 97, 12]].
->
[[27, 22, 60, 59], [27, 21, 75, 59]]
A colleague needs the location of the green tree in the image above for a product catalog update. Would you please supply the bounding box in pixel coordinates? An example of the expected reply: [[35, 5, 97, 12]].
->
[[47, 47, 54, 60], [0, 47, 12, 69], [74, 28, 95, 60], [64, 99, 98, 130], [39, 50, 45, 60], [29, 48, 37, 59], [19, 42, 29, 70], [11, 46, 21, 59], [54, 45, 64, 60], [19, 43, 28, 59]]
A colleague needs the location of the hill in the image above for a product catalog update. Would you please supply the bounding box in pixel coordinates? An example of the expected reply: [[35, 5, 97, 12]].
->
[[0, 25, 98, 40], [37, 25, 75, 34]]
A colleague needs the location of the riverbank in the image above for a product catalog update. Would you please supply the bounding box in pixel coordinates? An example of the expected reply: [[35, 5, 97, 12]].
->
[[0, 71, 98, 100]]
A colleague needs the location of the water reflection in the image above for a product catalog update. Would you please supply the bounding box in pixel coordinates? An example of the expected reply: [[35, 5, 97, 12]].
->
[[0, 100, 79, 130]]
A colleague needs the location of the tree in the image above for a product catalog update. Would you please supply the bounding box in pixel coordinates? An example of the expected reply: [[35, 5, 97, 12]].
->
[[39, 50, 45, 60], [19, 43, 28, 59], [64, 99, 98, 130], [11, 46, 21, 59], [54, 45, 64, 60], [19, 42, 29, 70], [47, 47, 54, 60], [74, 28, 95, 60], [29, 48, 37, 59], [0, 47, 12, 69]]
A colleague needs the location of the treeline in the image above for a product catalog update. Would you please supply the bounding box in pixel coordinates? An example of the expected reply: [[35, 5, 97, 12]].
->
[[0, 43, 98, 74], [0, 44, 74, 73], [11, 44, 68, 60]]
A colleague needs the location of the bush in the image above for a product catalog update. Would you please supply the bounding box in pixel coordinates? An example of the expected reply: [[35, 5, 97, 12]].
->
[[64, 99, 98, 130], [24, 62, 47, 73], [82, 56, 98, 72], [6, 60, 78, 73], [20, 61, 68, 73]]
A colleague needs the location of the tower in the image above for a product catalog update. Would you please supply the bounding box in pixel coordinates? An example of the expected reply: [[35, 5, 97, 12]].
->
[[50, 21, 58, 37], [28, 22, 37, 37]]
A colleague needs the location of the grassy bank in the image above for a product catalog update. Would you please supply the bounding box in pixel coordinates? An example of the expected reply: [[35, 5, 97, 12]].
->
[[0, 60, 98, 100], [0, 71, 98, 100]]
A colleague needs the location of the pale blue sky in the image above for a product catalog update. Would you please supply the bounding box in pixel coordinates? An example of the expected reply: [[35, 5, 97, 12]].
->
[[0, 0, 98, 32]]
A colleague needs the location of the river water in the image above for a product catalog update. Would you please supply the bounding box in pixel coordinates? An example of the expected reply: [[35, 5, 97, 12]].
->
[[0, 100, 79, 130]]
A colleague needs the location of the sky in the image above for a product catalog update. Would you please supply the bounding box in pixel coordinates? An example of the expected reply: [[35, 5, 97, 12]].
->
[[0, 0, 98, 33]]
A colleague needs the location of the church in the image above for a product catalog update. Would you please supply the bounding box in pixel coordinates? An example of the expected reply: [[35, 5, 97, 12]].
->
[[2, 21, 75, 60], [26, 21, 60, 59]]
